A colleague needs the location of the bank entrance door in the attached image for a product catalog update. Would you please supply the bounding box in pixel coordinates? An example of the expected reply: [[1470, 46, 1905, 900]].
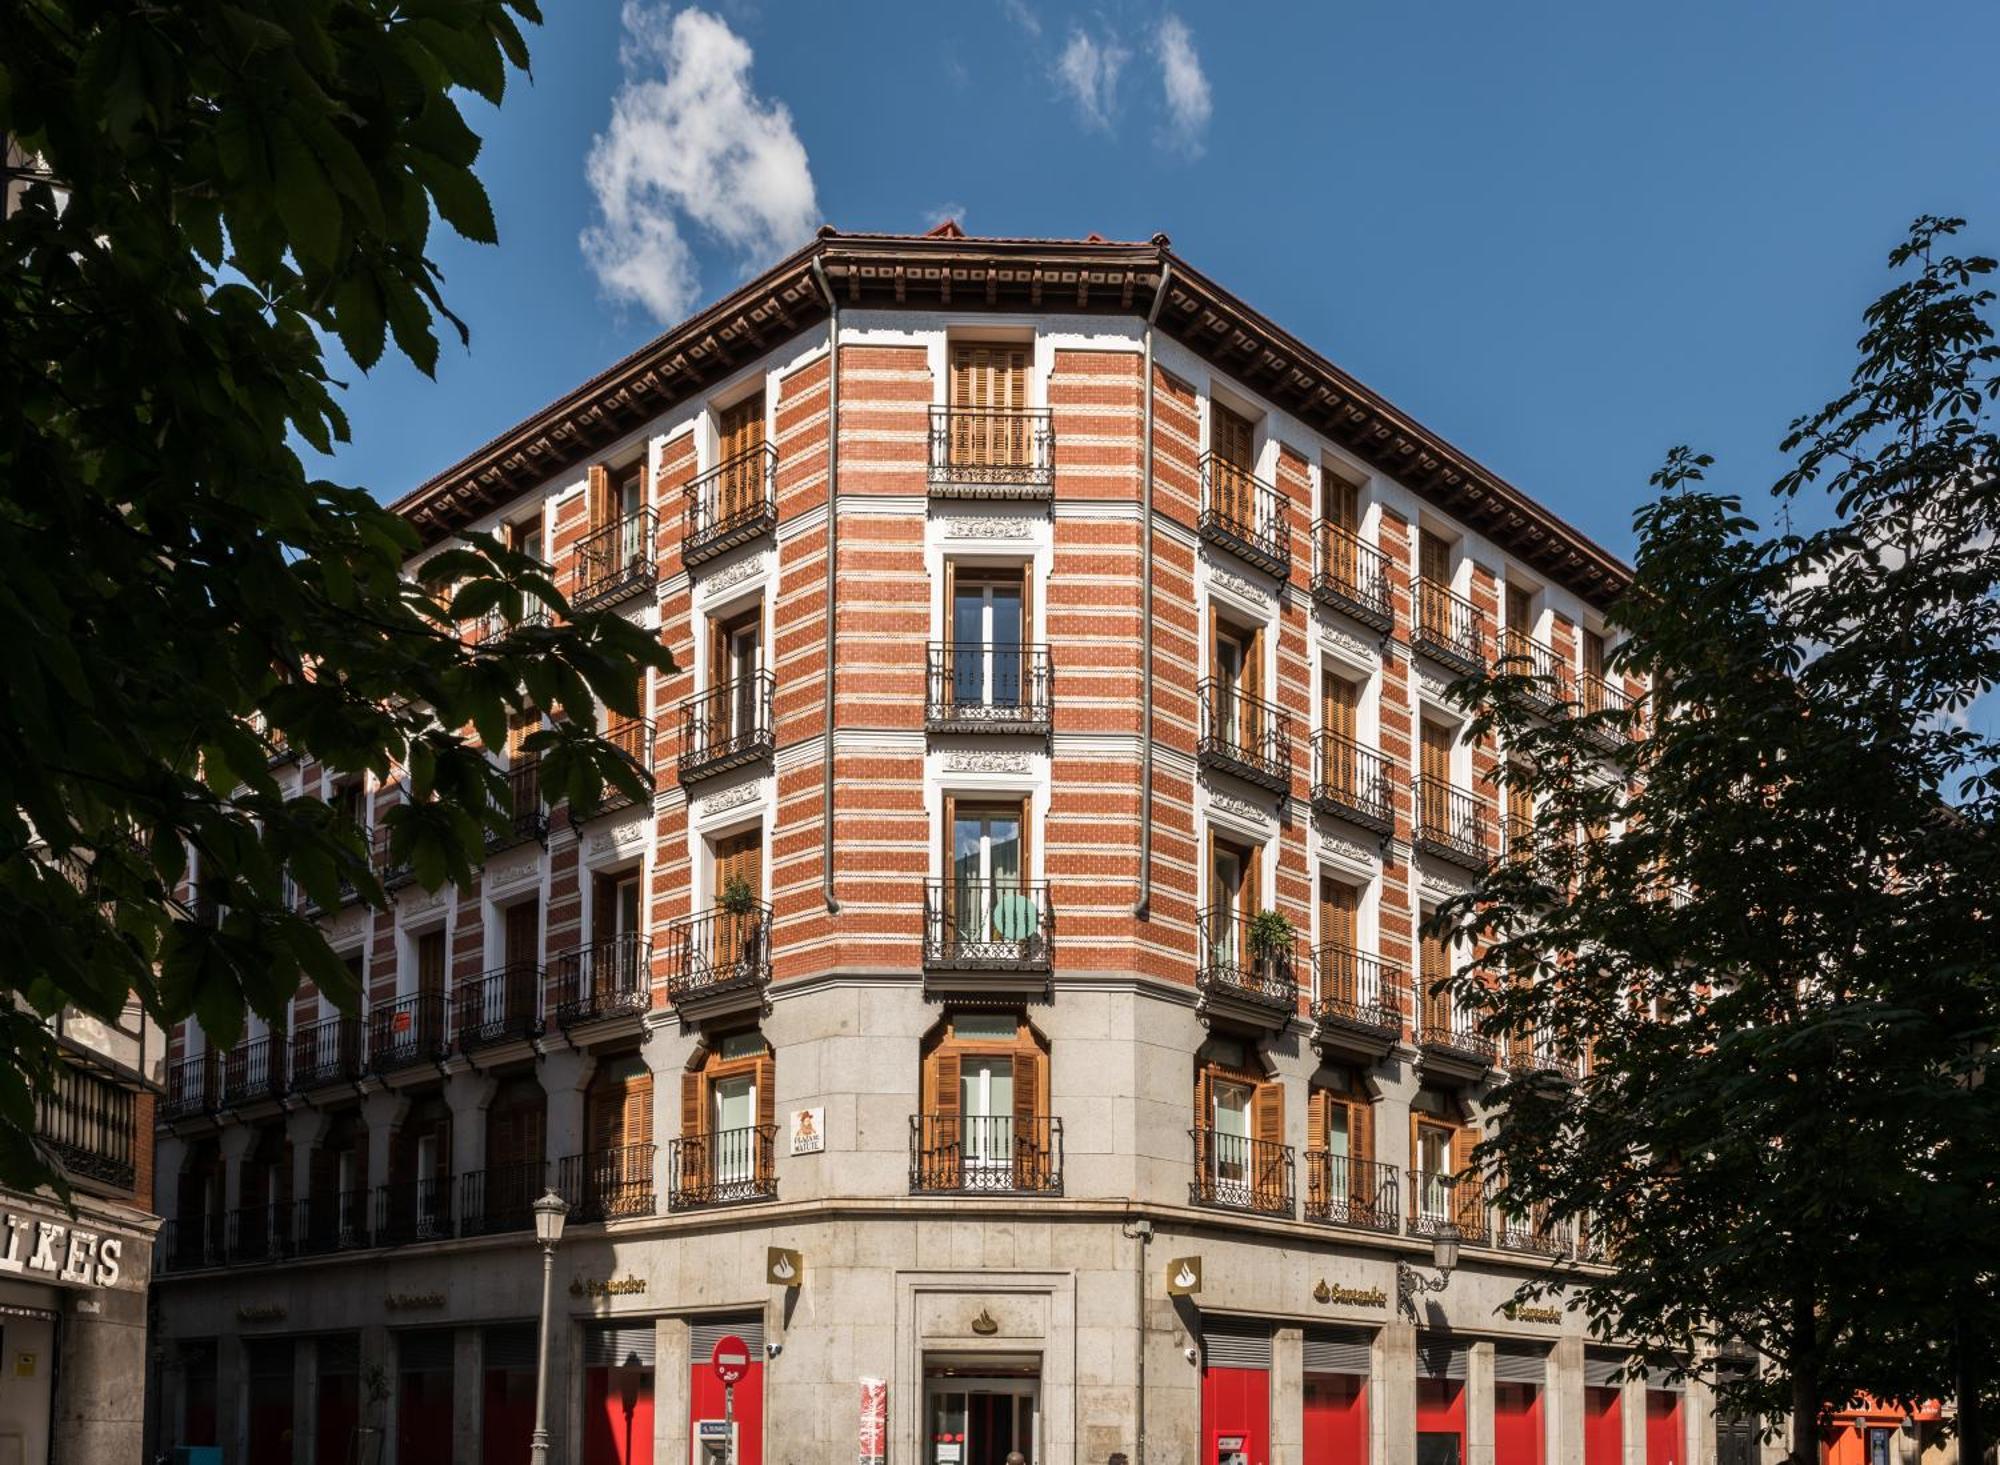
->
[[924, 1371, 1040, 1465]]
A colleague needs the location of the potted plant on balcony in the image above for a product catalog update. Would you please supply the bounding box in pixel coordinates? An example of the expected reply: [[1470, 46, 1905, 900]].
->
[[718, 874, 761, 975], [1247, 908, 1295, 991]]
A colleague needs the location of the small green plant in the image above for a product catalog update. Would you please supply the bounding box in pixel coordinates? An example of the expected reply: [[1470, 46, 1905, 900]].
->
[[719, 874, 757, 915], [1247, 908, 1295, 958]]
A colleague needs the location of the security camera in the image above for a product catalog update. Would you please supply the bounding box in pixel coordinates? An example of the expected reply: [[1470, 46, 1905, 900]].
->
[[766, 1343, 783, 1360], [1184, 1346, 1200, 1365]]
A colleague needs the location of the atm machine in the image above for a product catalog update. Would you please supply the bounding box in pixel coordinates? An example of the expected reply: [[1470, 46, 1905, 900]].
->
[[1212, 1432, 1250, 1465], [694, 1417, 738, 1465]]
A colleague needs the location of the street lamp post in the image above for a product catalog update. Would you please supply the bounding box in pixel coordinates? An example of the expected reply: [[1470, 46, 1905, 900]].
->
[[529, 1190, 569, 1465]]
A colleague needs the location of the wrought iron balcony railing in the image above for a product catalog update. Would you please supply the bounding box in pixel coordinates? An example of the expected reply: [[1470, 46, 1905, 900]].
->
[[290, 1015, 364, 1089], [1414, 775, 1491, 870], [157, 1214, 225, 1273], [684, 444, 777, 566], [666, 903, 772, 1008], [221, 1034, 287, 1107], [37, 1063, 136, 1190], [676, 671, 775, 784], [1311, 731, 1394, 831], [1196, 905, 1300, 1016], [1413, 578, 1487, 675], [550, 933, 654, 1027], [1304, 1153, 1401, 1233], [370, 817, 415, 889], [1579, 673, 1633, 749], [453, 963, 544, 1050], [163, 1052, 218, 1120], [1506, 1029, 1579, 1083], [226, 1203, 292, 1265], [1410, 1168, 1490, 1246], [927, 406, 1055, 496], [909, 1114, 1063, 1195], [461, 1159, 548, 1236], [1189, 1128, 1294, 1217], [374, 1176, 454, 1245], [570, 507, 659, 612], [558, 1143, 658, 1223], [367, 992, 450, 1071], [1310, 942, 1404, 1037], [924, 642, 1053, 734], [1418, 996, 1499, 1069], [1498, 630, 1571, 712], [668, 1124, 777, 1209], [292, 1191, 372, 1255], [486, 760, 547, 850], [1199, 452, 1291, 577], [466, 591, 555, 647], [923, 879, 1052, 972], [1311, 521, 1394, 630], [575, 717, 655, 820], [1198, 679, 1293, 793], [1495, 1196, 1573, 1259]]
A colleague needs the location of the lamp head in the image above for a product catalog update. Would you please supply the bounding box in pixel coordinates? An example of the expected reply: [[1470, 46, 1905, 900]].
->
[[533, 1190, 569, 1247], [1431, 1227, 1460, 1274]]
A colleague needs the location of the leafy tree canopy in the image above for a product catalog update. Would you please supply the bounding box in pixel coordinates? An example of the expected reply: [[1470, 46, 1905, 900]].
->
[[1433, 217, 2000, 1456], [1, 0, 675, 1192]]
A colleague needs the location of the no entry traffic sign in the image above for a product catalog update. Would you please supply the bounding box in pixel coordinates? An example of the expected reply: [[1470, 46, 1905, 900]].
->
[[711, 1333, 751, 1386]]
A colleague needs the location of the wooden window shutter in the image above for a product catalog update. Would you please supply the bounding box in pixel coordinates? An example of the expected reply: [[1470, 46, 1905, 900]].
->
[[934, 1051, 962, 1127], [1193, 1062, 1212, 1132], [1583, 629, 1605, 679], [1420, 721, 1451, 783], [720, 393, 765, 460], [416, 931, 445, 997], [626, 1074, 654, 1146], [1252, 1078, 1285, 1210], [1213, 404, 1254, 471], [1322, 675, 1357, 742], [1419, 529, 1452, 585], [1307, 1088, 1328, 1149], [1324, 466, 1359, 530], [933, 1049, 962, 1189], [1012, 1045, 1042, 1188], [1253, 1078, 1284, 1148], [680, 1070, 703, 1138], [1321, 881, 1357, 951], [588, 464, 612, 532], [1351, 1097, 1375, 1169], [752, 1049, 775, 1128], [1506, 584, 1532, 636], [1420, 929, 1449, 1030], [505, 900, 539, 967]]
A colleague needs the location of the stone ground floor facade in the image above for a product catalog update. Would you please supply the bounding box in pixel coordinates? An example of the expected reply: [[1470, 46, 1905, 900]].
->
[[150, 1204, 1743, 1465]]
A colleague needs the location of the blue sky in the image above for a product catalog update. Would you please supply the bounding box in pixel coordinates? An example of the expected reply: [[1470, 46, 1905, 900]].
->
[[320, 0, 2000, 561]]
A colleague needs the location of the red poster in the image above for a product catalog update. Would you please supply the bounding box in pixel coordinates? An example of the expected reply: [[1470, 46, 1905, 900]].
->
[[858, 1377, 886, 1465]]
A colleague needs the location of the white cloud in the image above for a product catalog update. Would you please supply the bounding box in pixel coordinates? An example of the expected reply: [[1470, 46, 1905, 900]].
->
[[1152, 13, 1212, 155], [1000, 0, 1041, 40], [1054, 28, 1130, 132], [923, 202, 969, 232], [581, 4, 820, 324]]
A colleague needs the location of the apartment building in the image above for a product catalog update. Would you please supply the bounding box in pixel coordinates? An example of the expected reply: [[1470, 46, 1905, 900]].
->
[[149, 226, 1694, 1465]]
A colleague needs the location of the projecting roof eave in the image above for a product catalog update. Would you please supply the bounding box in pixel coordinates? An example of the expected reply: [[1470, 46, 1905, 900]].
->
[[390, 228, 1632, 607]]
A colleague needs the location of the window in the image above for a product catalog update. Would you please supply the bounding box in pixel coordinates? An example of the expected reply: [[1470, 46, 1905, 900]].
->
[[1409, 1088, 1478, 1237], [1309, 1071, 1380, 1220], [1211, 617, 1263, 750], [715, 390, 767, 517], [678, 1033, 774, 1202], [1320, 879, 1358, 952], [918, 1013, 1053, 1194], [1322, 673, 1358, 742], [709, 601, 764, 743], [947, 564, 1028, 708], [583, 1054, 653, 1218], [589, 460, 644, 533], [1212, 402, 1255, 472], [943, 797, 1027, 951], [1207, 833, 1256, 970], [948, 344, 1031, 469], [1209, 1077, 1255, 1203], [592, 870, 641, 944], [415, 930, 446, 999], [1583, 628, 1606, 681], [1194, 1052, 1284, 1212], [1323, 461, 1362, 531], [1505, 584, 1534, 640], [1419, 529, 1453, 587], [1420, 719, 1454, 787]]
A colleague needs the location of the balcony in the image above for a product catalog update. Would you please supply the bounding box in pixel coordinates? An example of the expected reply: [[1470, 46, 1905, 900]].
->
[[1311, 522, 1394, 632], [466, 592, 555, 647], [1414, 776, 1491, 870], [157, 1215, 224, 1274], [1413, 579, 1487, 676], [374, 1176, 454, 1245], [371, 819, 414, 890], [927, 406, 1055, 498], [665, 903, 772, 1024], [1195, 906, 1300, 1030], [1496, 1198, 1573, 1259], [1506, 1029, 1579, 1084], [1304, 1153, 1401, 1234], [924, 643, 1053, 735], [1197, 680, 1293, 794], [1311, 732, 1394, 833], [1189, 1128, 1294, 1218], [290, 1015, 364, 1089], [570, 508, 659, 612], [220, 1034, 287, 1108], [486, 760, 547, 851], [1579, 673, 1632, 751], [1417, 996, 1498, 1080], [910, 1114, 1063, 1195], [684, 444, 776, 567], [1309, 943, 1404, 1060], [37, 1064, 136, 1190], [668, 1125, 777, 1209], [575, 717, 655, 821], [922, 879, 1053, 985], [367, 993, 450, 1072], [1410, 1169, 1490, 1246], [1498, 630, 1571, 714], [676, 672, 775, 785], [460, 1159, 548, 1237], [292, 1191, 372, 1255], [1199, 453, 1291, 578], [558, 1143, 658, 1223], [452, 963, 544, 1050], [226, 1204, 291, 1265], [549, 934, 654, 1029], [162, 1053, 218, 1121]]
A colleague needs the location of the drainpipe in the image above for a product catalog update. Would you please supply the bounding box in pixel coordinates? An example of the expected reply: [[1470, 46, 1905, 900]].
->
[[810, 254, 842, 913], [1123, 1216, 1154, 1465], [1132, 248, 1173, 919]]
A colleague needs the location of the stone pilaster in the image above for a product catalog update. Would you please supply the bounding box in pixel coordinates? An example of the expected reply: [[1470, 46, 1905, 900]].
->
[[1469, 1339, 1496, 1465], [1379, 1321, 1417, 1465]]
